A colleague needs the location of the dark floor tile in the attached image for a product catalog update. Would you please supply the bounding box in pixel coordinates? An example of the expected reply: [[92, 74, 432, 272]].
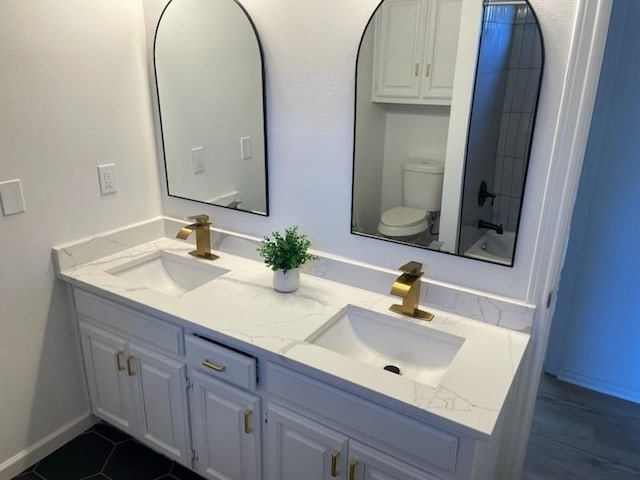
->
[[170, 462, 206, 480], [13, 473, 42, 480], [91, 422, 131, 444], [103, 440, 172, 480], [35, 432, 113, 480], [83, 475, 110, 480], [16, 464, 35, 475]]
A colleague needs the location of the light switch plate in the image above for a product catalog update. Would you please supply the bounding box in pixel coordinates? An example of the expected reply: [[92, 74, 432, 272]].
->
[[240, 136, 252, 160], [0, 179, 26, 215], [191, 147, 205, 174], [97, 164, 117, 194]]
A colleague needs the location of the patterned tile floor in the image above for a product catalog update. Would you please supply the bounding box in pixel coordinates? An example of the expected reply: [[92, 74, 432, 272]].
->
[[13, 422, 204, 480]]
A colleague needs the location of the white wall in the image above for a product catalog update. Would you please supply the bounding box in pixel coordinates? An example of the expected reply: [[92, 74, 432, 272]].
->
[[0, 0, 162, 473], [380, 105, 450, 213], [352, 21, 386, 234]]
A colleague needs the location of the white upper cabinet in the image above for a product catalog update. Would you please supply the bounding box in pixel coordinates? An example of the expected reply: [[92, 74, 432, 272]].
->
[[372, 0, 462, 105]]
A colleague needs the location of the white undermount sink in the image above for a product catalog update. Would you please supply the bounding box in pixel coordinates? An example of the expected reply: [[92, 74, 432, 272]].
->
[[107, 251, 229, 296], [307, 305, 465, 387]]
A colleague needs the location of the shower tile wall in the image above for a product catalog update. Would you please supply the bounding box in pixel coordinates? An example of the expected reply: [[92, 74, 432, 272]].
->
[[493, 6, 542, 231], [458, 5, 516, 254], [458, 3, 542, 254]]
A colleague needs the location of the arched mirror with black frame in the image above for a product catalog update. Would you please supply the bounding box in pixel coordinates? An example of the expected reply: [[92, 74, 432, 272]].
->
[[154, 0, 269, 215], [351, 0, 544, 266]]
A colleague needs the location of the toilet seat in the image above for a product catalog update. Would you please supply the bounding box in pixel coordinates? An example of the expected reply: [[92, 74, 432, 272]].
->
[[378, 206, 428, 237]]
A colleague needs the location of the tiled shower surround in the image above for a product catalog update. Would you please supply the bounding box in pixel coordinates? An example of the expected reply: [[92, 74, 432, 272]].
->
[[459, 3, 543, 254], [493, 4, 543, 231]]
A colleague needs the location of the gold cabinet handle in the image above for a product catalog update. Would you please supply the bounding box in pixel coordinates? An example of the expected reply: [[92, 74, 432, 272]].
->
[[414, 62, 420, 77], [244, 409, 253, 434], [425, 63, 432, 77], [202, 359, 226, 373], [126, 355, 135, 376], [115, 350, 125, 372], [349, 459, 358, 480], [330, 450, 340, 477]]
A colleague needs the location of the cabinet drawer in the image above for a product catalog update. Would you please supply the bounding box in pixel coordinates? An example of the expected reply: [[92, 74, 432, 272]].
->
[[74, 289, 183, 355], [186, 334, 257, 391], [266, 364, 458, 476]]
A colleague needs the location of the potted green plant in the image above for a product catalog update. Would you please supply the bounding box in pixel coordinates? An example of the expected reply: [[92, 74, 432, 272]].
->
[[257, 226, 317, 292]]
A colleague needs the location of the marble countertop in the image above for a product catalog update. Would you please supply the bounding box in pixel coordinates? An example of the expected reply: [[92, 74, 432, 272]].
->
[[55, 236, 529, 440]]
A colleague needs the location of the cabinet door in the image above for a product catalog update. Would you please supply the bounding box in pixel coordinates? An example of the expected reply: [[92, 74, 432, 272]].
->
[[190, 370, 261, 480], [373, 0, 426, 101], [266, 403, 349, 480], [128, 342, 190, 465], [79, 323, 136, 436], [421, 0, 462, 102], [348, 440, 439, 480]]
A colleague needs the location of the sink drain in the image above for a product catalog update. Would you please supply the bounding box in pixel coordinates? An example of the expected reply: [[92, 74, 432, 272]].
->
[[383, 365, 401, 375]]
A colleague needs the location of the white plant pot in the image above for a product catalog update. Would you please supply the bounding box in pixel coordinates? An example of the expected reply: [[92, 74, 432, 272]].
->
[[273, 268, 300, 293]]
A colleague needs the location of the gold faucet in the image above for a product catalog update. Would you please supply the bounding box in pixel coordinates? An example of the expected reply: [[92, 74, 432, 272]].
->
[[176, 214, 219, 261], [389, 261, 434, 321]]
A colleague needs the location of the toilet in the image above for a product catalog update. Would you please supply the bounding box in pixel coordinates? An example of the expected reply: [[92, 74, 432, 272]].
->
[[378, 159, 444, 241]]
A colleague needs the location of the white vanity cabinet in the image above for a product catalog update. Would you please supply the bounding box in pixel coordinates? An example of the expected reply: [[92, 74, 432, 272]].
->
[[265, 364, 474, 480], [79, 322, 136, 436], [266, 404, 437, 480], [372, 0, 462, 105], [186, 334, 262, 480], [266, 403, 349, 479], [79, 321, 191, 465]]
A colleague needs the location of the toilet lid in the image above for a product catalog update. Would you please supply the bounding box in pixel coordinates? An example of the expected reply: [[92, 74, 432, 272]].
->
[[380, 207, 427, 227]]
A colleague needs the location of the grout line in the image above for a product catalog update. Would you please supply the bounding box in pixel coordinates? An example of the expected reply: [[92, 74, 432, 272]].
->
[[98, 443, 117, 477], [90, 430, 117, 446]]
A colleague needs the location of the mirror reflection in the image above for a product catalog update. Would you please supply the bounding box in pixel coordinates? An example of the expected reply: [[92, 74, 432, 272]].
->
[[154, 0, 268, 215], [352, 0, 543, 266]]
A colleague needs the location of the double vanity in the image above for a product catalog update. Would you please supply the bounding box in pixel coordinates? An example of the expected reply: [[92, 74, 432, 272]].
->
[[53, 217, 530, 480]]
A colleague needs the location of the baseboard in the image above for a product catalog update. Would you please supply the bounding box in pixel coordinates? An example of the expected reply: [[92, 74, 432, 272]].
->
[[557, 369, 640, 404], [0, 412, 97, 480]]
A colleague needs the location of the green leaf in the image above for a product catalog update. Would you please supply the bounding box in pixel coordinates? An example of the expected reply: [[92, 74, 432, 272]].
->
[[257, 226, 318, 274]]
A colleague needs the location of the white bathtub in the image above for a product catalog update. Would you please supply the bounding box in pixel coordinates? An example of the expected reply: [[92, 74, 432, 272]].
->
[[464, 231, 515, 266]]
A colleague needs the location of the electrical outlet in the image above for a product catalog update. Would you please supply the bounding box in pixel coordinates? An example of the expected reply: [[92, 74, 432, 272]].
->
[[97, 164, 117, 194]]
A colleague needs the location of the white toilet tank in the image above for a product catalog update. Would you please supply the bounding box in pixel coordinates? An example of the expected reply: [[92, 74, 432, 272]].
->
[[403, 159, 444, 212]]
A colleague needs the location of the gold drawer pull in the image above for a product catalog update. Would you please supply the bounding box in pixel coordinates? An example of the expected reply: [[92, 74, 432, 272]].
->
[[330, 450, 340, 477], [349, 459, 358, 480], [202, 359, 226, 372], [244, 409, 253, 434], [126, 355, 136, 376], [414, 62, 420, 77], [115, 350, 125, 372]]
